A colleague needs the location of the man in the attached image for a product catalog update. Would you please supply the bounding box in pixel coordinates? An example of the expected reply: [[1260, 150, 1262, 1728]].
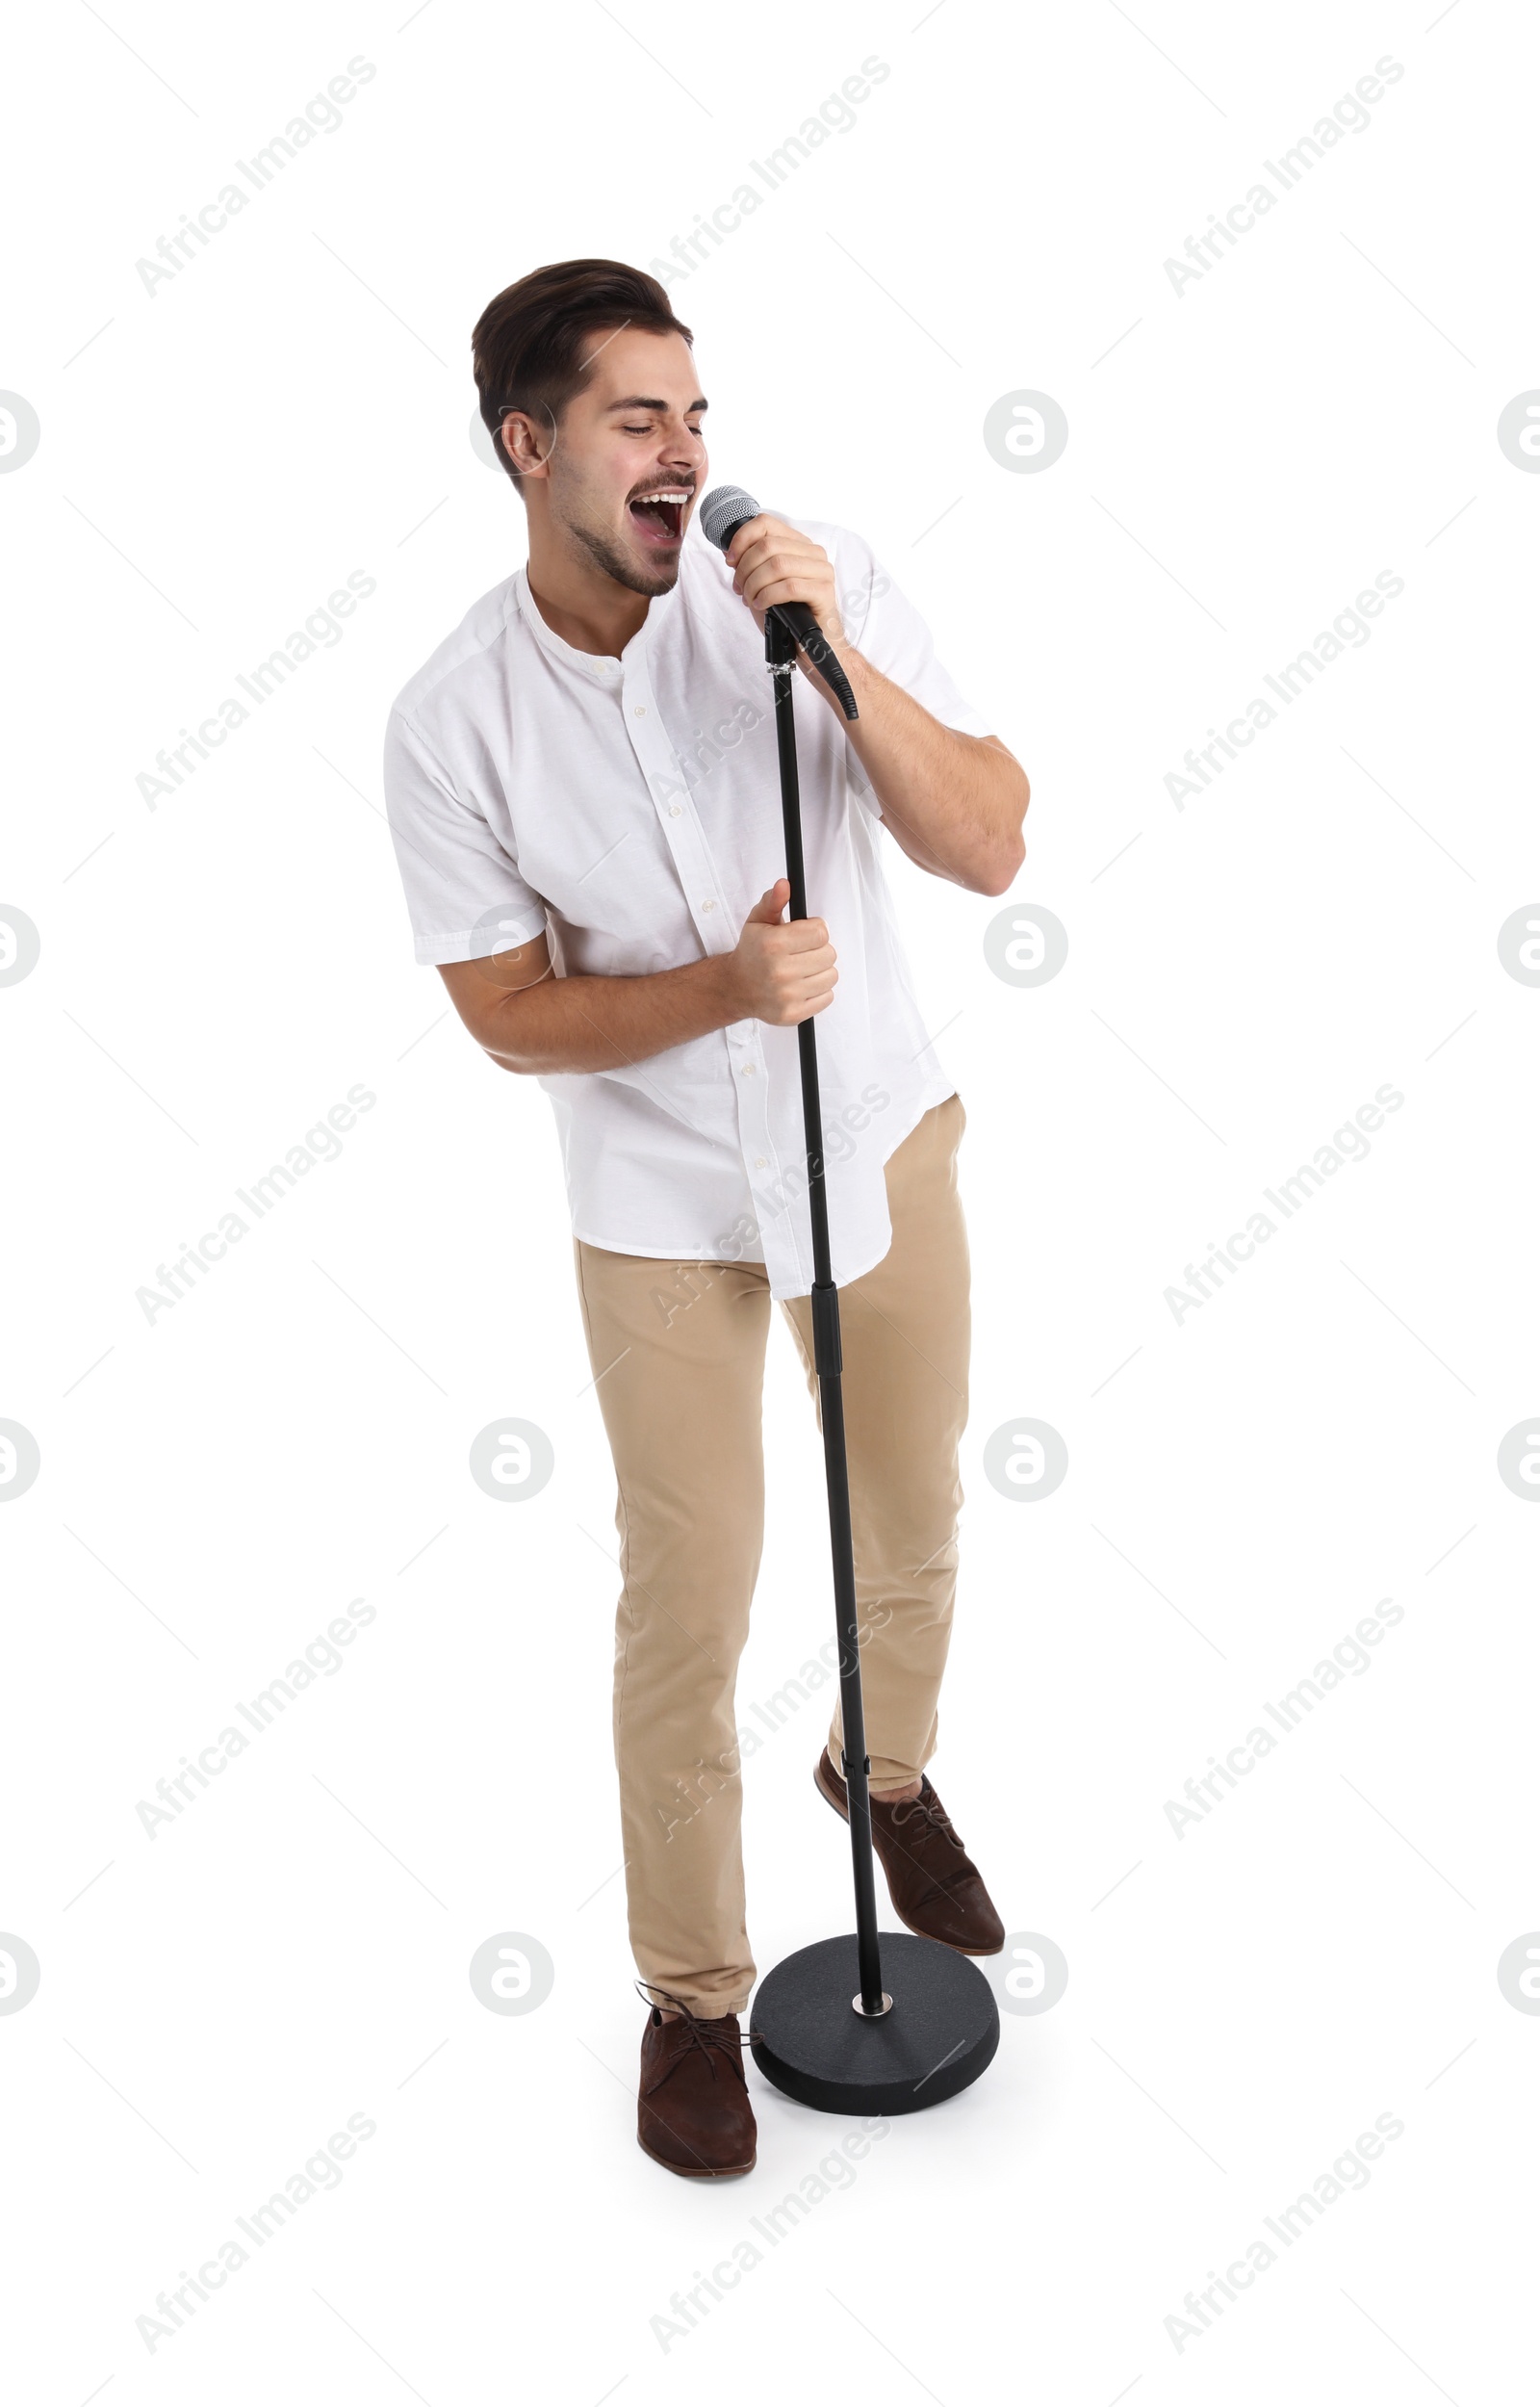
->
[[383, 259, 1028, 2179]]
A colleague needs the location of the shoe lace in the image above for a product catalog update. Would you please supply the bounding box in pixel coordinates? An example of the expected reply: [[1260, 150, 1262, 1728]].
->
[[636, 1980, 762, 2077], [892, 1779, 963, 1851], [884, 1780, 977, 1897]]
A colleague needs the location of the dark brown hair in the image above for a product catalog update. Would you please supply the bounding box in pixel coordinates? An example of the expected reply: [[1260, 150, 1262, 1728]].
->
[[472, 259, 694, 489]]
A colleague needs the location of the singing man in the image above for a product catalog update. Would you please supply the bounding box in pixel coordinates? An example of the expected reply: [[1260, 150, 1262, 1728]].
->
[[383, 259, 1028, 2179]]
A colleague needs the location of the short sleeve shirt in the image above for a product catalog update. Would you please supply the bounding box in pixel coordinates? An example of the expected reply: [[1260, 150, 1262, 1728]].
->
[[382, 518, 989, 1299]]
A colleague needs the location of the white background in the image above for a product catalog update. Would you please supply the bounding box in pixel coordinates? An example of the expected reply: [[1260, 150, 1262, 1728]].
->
[[3, 0, 1537, 2398]]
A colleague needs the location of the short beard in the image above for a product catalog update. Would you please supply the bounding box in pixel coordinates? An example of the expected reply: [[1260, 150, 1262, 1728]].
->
[[568, 515, 680, 599]]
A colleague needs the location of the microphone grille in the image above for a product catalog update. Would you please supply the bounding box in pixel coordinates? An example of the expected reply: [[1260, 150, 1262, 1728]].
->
[[699, 484, 761, 552]]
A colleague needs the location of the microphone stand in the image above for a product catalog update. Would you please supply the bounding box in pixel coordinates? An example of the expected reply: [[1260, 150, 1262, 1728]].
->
[[770, 608, 885, 2019], [747, 609, 999, 2116]]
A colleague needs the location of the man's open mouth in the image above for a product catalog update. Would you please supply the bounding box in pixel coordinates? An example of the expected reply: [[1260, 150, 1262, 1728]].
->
[[628, 488, 690, 548]]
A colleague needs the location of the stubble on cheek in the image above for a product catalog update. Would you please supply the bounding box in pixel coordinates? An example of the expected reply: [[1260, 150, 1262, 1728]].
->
[[562, 479, 681, 598]]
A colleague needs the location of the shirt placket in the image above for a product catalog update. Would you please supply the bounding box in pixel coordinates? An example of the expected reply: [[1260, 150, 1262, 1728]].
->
[[618, 654, 806, 1290]]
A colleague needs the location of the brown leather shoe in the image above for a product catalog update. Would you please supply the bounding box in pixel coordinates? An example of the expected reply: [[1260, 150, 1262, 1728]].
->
[[815, 1748, 1005, 1956], [636, 1985, 757, 2179]]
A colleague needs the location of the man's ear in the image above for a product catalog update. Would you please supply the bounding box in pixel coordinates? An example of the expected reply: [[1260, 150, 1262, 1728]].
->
[[500, 407, 556, 481]]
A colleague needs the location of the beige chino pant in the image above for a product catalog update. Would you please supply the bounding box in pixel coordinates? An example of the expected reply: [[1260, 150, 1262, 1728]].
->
[[573, 1091, 970, 2018]]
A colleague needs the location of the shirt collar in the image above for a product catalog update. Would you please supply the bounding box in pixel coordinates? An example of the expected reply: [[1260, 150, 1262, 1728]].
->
[[514, 563, 680, 686]]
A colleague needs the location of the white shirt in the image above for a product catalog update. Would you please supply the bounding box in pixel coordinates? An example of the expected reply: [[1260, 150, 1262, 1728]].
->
[[382, 518, 989, 1300]]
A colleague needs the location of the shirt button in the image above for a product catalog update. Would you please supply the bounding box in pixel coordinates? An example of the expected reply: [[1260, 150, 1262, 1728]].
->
[[669, 804, 681, 816], [632, 705, 647, 716], [701, 899, 715, 913], [741, 1062, 756, 1075], [756, 1156, 767, 1169]]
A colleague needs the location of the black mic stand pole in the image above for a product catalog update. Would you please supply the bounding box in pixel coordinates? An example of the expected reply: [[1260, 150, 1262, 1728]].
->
[[770, 606, 886, 2018], [747, 608, 999, 2115]]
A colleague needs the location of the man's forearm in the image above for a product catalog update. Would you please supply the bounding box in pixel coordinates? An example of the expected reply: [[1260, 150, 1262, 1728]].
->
[[816, 648, 1028, 896], [724, 511, 1027, 894], [478, 952, 738, 1074]]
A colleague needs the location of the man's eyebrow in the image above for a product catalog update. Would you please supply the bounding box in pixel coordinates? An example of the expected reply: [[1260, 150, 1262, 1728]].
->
[[604, 395, 708, 413]]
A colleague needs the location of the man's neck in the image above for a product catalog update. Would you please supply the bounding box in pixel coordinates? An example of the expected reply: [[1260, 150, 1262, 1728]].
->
[[524, 536, 654, 660]]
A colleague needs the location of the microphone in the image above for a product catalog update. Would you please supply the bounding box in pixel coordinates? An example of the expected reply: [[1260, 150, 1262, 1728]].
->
[[698, 484, 860, 721]]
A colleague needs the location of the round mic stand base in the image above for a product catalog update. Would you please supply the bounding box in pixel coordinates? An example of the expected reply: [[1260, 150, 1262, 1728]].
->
[[746, 609, 999, 2120], [750, 1931, 999, 2117]]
